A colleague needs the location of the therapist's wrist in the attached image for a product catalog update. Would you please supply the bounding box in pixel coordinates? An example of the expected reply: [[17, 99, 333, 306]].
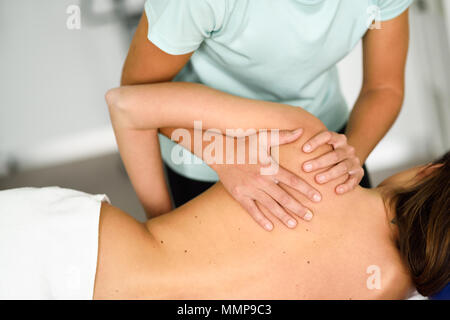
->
[[345, 135, 368, 165], [349, 139, 367, 164], [350, 144, 368, 165]]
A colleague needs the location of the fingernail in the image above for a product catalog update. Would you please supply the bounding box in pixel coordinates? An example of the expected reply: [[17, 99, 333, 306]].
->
[[288, 219, 297, 227], [265, 223, 273, 231], [304, 210, 313, 221], [303, 144, 312, 152], [304, 163, 313, 172], [313, 194, 321, 202], [293, 128, 303, 135], [337, 187, 345, 194], [317, 175, 325, 183]]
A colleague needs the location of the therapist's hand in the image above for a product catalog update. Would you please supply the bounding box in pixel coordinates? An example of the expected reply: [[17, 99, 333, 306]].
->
[[214, 129, 322, 232], [301, 131, 364, 194]]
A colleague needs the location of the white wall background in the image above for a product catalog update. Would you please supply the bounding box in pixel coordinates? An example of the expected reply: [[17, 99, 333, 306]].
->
[[0, 0, 133, 173], [1, 0, 449, 186], [445, 0, 450, 43]]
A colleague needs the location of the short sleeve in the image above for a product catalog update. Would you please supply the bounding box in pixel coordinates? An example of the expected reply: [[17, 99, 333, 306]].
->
[[144, 0, 226, 55], [377, 0, 414, 21]]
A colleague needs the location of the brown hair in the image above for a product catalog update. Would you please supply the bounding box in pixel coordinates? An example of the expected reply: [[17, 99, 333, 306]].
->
[[386, 151, 449, 296]]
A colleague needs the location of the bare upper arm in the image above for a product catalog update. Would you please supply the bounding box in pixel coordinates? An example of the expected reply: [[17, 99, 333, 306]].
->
[[361, 9, 410, 95], [121, 12, 193, 86]]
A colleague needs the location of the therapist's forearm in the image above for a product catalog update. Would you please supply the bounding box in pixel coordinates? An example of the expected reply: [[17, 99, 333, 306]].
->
[[345, 87, 404, 164]]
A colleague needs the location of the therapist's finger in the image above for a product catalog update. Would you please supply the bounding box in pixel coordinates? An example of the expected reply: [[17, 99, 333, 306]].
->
[[303, 148, 348, 173], [240, 197, 274, 231], [302, 131, 333, 153], [271, 128, 304, 147], [253, 190, 298, 228], [262, 183, 313, 221], [314, 159, 353, 184], [336, 175, 360, 194], [274, 167, 322, 203], [303, 131, 349, 154]]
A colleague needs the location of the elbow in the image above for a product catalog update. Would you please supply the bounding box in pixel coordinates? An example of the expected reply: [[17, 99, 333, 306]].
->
[[105, 87, 130, 118], [105, 87, 132, 127], [385, 86, 405, 105], [362, 84, 405, 103], [105, 87, 123, 109]]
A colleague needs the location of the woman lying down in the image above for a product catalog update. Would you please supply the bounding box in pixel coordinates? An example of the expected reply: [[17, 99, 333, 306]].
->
[[1, 83, 448, 300]]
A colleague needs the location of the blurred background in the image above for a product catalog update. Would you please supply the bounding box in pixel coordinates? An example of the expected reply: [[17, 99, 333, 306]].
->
[[0, 0, 449, 222]]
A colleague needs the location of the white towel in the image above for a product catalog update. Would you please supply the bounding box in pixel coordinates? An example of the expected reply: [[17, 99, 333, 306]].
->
[[0, 187, 109, 300]]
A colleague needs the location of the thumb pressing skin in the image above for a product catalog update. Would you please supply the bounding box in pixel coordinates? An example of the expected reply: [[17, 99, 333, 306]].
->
[[272, 128, 303, 147]]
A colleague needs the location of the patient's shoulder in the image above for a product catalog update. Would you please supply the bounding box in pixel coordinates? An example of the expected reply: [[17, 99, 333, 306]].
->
[[373, 250, 413, 299], [384, 267, 413, 299]]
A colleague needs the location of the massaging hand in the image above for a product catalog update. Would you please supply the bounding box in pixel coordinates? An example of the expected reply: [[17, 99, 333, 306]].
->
[[215, 129, 322, 231], [302, 131, 364, 194]]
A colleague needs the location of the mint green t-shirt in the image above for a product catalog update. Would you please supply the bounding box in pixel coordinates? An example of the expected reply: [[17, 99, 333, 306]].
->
[[145, 0, 413, 182]]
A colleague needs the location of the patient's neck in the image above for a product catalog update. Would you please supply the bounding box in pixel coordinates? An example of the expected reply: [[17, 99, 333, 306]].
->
[[351, 186, 398, 243]]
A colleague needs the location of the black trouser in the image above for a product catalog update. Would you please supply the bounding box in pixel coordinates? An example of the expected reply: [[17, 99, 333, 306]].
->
[[165, 124, 371, 208]]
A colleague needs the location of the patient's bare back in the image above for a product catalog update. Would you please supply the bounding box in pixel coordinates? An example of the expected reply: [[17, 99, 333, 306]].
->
[[94, 134, 412, 299]]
